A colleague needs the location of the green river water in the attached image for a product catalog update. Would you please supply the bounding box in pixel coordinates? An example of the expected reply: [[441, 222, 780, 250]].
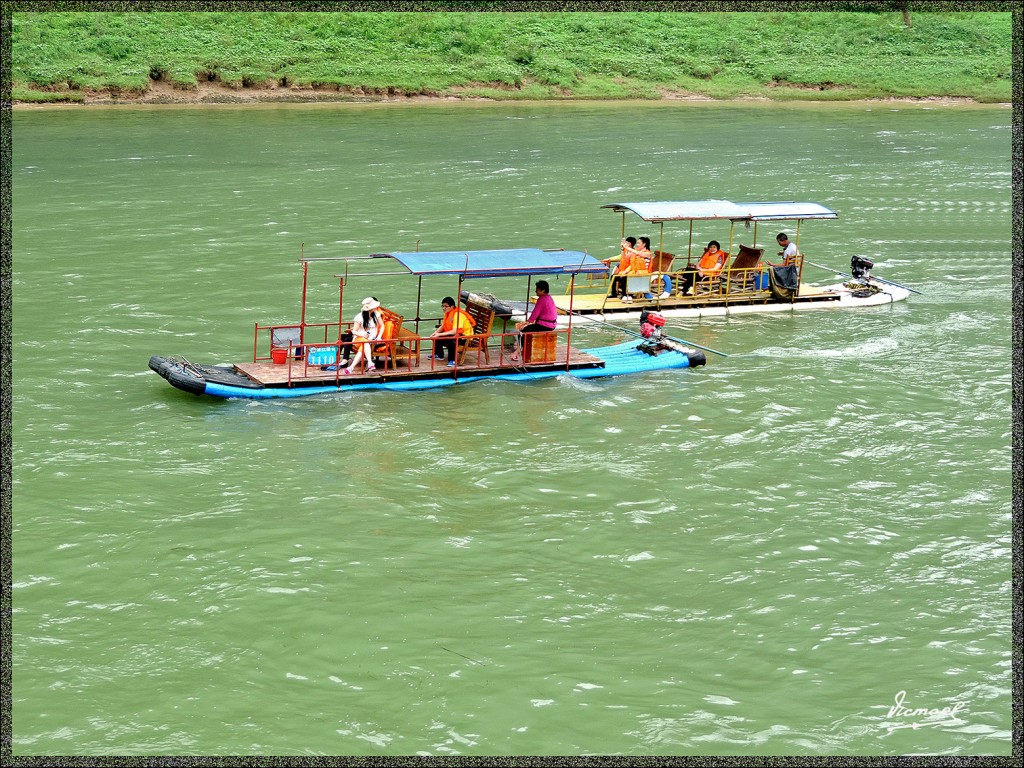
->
[[9, 101, 1013, 756]]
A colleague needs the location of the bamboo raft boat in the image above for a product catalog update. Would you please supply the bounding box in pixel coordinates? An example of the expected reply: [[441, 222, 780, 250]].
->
[[149, 248, 707, 399]]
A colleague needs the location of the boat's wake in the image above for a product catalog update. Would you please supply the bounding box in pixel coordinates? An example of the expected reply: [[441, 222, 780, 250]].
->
[[752, 337, 900, 359]]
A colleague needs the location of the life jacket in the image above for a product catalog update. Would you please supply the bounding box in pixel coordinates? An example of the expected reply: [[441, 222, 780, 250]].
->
[[444, 307, 474, 336], [614, 247, 635, 274], [373, 307, 403, 353], [634, 248, 653, 272], [697, 249, 726, 274]]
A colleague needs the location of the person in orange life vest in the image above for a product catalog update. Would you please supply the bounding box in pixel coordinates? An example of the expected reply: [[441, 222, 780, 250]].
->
[[510, 280, 558, 362], [603, 236, 638, 269], [620, 236, 653, 304], [609, 236, 639, 300], [634, 235, 653, 270], [342, 296, 383, 375], [679, 240, 728, 295], [697, 240, 727, 278], [429, 296, 474, 366]]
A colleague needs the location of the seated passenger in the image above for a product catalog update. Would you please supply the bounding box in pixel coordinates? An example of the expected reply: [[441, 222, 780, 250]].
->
[[603, 235, 636, 268], [429, 296, 474, 367], [680, 240, 728, 295], [342, 297, 383, 375], [634, 236, 653, 271], [620, 236, 653, 304], [511, 280, 557, 362], [609, 236, 638, 301], [776, 232, 800, 265]]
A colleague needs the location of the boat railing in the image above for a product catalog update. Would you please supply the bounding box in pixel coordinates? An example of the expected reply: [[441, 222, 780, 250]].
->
[[254, 321, 574, 383], [420, 326, 571, 369], [255, 321, 345, 362], [585, 262, 773, 301], [573, 269, 613, 293]]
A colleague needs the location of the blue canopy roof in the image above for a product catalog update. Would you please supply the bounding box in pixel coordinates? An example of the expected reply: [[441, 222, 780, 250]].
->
[[378, 248, 608, 278], [601, 200, 838, 222]]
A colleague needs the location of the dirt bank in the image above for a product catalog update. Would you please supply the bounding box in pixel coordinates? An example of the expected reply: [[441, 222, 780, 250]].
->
[[14, 78, 1006, 109]]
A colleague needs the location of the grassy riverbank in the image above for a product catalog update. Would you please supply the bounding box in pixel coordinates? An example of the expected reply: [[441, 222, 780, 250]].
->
[[10, 10, 1014, 105]]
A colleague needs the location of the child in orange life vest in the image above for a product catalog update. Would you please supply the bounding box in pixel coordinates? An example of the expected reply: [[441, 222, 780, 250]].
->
[[429, 296, 474, 366], [619, 236, 653, 303], [608, 236, 638, 300]]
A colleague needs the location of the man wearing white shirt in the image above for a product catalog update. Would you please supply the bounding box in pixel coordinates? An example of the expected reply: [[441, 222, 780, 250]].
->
[[776, 233, 799, 264]]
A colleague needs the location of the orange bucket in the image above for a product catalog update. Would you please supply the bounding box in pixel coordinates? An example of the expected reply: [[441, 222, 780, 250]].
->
[[271, 348, 288, 365]]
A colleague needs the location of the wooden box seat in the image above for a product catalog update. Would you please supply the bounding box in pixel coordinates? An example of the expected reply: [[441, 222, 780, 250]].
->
[[523, 331, 557, 363]]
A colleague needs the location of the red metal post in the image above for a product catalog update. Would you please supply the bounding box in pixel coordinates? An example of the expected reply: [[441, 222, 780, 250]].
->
[[299, 258, 308, 344], [339, 277, 345, 335], [565, 274, 575, 371]]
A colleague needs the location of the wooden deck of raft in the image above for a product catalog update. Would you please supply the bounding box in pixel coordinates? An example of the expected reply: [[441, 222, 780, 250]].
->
[[235, 342, 604, 387], [242, 297, 607, 388]]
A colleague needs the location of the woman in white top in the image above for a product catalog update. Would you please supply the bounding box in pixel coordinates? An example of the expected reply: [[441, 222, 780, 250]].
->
[[345, 296, 383, 375]]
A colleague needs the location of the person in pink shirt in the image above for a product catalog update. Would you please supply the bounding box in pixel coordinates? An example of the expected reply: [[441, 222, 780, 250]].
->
[[510, 280, 557, 361]]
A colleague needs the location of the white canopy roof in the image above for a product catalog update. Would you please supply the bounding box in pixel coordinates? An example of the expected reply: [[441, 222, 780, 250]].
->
[[601, 200, 749, 222], [740, 201, 838, 221], [601, 200, 838, 222]]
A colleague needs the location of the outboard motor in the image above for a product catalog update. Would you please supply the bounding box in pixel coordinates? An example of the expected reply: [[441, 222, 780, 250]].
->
[[846, 255, 883, 297], [638, 311, 669, 355], [639, 310, 666, 340], [850, 256, 874, 281], [635, 310, 704, 364]]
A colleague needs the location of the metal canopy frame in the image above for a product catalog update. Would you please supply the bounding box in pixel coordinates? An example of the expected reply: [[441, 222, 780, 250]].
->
[[601, 200, 838, 223], [381, 248, 608, 278], [603, 199, 839, 279], [290, 246, 602, 367]]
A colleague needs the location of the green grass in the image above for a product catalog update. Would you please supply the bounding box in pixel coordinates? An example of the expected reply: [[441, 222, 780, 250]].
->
[[9, 10, 1014, 103]]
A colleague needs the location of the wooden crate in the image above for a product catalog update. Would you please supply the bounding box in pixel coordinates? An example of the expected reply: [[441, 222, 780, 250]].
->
[[523, 332, 557, 363]]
